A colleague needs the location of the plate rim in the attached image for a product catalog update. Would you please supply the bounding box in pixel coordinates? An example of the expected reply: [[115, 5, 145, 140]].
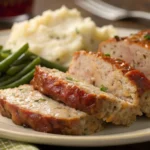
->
[[0, 122, 150, 147]]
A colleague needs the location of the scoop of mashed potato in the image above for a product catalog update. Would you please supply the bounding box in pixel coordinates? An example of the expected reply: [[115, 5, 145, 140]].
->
[[5, 6, 116, 67]]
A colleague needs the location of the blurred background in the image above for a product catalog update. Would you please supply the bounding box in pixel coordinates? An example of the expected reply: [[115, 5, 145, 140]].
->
[[0, 0, 150, 30]]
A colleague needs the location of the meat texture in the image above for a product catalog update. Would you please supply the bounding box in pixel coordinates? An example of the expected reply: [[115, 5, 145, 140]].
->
[[0, 84, 103, 135], [98, 30, 150, 80], [31, 66, 141, 126], [68, 51, 150, 117]]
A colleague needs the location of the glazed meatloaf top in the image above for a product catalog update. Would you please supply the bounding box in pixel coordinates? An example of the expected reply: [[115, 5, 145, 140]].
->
[[0, 84, 103, 135], [100, 30, 150, 50], [98, 30, 150, 80], [31, 66, 141, 125]]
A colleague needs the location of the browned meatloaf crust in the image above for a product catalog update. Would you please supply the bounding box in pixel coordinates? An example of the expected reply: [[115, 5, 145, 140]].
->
[[0, 85, 103, 135], [68, 51, 150, 117], [98, 30, 150, 80], [31, 66, 141, 125]]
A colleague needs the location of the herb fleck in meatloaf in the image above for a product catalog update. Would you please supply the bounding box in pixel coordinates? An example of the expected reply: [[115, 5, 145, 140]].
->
[[68, 51, 150, 117], [0, 85, 103, 135], [31, 66, 141, 125], [99, 30, 150, 80]]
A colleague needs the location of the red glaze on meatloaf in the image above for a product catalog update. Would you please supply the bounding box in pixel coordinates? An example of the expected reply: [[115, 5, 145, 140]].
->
[[31, 66, 141, 125], [0, 85, 103, 135]]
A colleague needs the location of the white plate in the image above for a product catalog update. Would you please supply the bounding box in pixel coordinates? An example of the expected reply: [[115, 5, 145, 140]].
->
[[0, 27, 150, 147]]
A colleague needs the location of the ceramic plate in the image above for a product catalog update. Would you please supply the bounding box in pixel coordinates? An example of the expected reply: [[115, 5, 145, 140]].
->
[[0, 28, 150, 147]]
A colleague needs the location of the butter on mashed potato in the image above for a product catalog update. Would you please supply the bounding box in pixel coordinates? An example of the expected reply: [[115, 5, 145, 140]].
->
[[5, 6, 116, 67]]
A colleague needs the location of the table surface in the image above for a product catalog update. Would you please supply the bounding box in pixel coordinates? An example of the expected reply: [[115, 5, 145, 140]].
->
[[0, 0, 150, 149]]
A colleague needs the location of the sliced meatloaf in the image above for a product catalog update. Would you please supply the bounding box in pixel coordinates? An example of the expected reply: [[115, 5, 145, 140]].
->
[[31, 66, 141, 125], [68, 51, 150, 117], [0, 84, 103, 135], [98, 30, 150, 80]]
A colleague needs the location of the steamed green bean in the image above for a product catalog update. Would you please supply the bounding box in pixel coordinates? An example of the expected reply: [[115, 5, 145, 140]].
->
[[1, 69, 35, 89], [0, 43, 28, 72], [0, 57, 40, 86]]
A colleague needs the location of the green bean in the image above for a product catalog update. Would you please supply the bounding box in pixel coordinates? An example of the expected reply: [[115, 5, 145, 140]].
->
[[1, 49, 11, 53], [0, 57, 40, 86], [0, 75, 11, 82], [0, 56, 4, 61], [0, 50, 11, 61], [0, 43, 29, 72], [0, 51, 11, 59], [12, 51, 33, 65], [0, 72, 2, 77], [0, 52, 10, 58], [27, 52, 68, 72], [40, 57, 68, 72], [6, 63, 29, 76], [0, 45, 3, 51], [0, 69, 35, 89], [12, 50, 67, 72]]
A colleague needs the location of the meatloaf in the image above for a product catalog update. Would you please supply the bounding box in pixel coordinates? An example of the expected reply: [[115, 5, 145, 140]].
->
[[31, 66, 141, 125], [98, 30, 150, 80], [0, 84, 103, 135], [68, 51, 150, 117]]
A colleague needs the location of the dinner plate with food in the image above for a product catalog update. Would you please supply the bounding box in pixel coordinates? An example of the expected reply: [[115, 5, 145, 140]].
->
[[0, 6, 150, 147]]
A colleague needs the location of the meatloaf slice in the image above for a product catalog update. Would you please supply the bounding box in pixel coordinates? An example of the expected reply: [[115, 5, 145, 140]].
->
[[68, 51, 150, 117], [0, 84, 103, 135], [98, 30, 150, 80], [31, 66, 141, 125]]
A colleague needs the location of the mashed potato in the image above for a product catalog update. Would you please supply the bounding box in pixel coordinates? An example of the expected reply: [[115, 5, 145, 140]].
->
[[5, 6, 116, 67]]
